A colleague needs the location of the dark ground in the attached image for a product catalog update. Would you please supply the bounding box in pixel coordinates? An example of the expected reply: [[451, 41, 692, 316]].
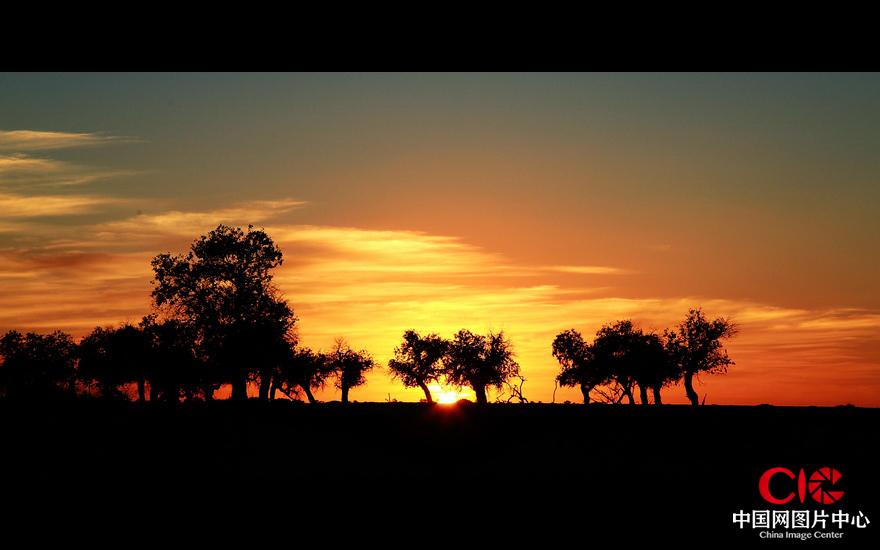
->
[[2, 400, 877, 545]]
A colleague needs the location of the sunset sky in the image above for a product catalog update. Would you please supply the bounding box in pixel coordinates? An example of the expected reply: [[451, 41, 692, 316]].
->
[[1, 72, 878, 406]]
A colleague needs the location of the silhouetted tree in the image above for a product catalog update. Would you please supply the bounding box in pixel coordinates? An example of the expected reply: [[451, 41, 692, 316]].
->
[[0, 330, 77, 400], [327, 339, 375, 403], [77, 324, 150, 401], [114, 323, 151, 402], [502, 374, 529, 403], [590, 320, 644, 404], [444, 329, 519, 405], [252, 330, 297, 402], [388, 330, 449, 403], [141, 315, 206, 402], [552, 329, 609, 404], [553, 322, 678, 405], [150, 224, 297, 400], [274, 346, 333, 403], [664, 308, 737, 405], [78, 326, 119, 399], [629, 332, 679, 405]]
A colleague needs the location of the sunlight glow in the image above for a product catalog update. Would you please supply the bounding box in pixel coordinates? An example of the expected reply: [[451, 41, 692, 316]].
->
[[428, 384, 471, 404]]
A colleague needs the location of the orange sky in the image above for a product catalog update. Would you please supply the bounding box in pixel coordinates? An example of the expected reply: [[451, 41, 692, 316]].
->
[[1, 73, 878, 406]]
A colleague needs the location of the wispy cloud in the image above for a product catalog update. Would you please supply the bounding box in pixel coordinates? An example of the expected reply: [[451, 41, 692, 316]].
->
[[0, 130, 139, 151], [0, 153, 139, 188], [0, 192, 119, 217], [0, 129, 142, 191], [272, 225, 513, 278], [0, 154, 62, 173], [546, 265, 631, 275], [89, 199, 309, 250]]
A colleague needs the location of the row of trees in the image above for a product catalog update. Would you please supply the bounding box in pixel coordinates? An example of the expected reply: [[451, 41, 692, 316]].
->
[[0, 314, 734, 405], [388, 329, 521, 404], [0, 320, 373, 404], [0, 321, 525, 405], [552, 310, 737, 405], [0, 224, 736, 405]]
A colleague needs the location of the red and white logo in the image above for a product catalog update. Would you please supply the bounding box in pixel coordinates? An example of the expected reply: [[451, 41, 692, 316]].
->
[[759, 467, 844, 505]]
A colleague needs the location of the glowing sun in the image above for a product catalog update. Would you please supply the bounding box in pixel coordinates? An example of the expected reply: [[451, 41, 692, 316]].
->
[[428, 385, 470, 404]]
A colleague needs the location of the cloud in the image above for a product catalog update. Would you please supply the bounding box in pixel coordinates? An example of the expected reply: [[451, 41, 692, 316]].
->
[[0, 192, 119, 217], [0, 130, 139, 151], [0, 130, 142, 189], [89, 199, 309, 248], [546, 265, 631, 275], [0, 154, 61, 174], [0, 248, 154, 336], [0, 153, 139, 188], [272, 225, 513, 278]]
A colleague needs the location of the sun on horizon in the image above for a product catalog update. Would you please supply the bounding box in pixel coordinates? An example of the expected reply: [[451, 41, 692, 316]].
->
[[429, 385, 473, 404]]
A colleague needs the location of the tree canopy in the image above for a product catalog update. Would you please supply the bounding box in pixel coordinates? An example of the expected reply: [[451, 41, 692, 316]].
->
[[274, 346, 334, 404], [0, 330, 77, 400], [445, 329, 520, 404], [326, 339, 375, 404], [150, 225, 297, 400], [664, 308, 737, 405], [78, 323, 151, 401], [141, 315, 207, 403], [388, 330, 449, 403], [553, 329, 608, 404]]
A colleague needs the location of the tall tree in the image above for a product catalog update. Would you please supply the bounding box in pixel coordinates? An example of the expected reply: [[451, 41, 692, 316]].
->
[[664, 308, 737, 405], [327, 339, 375, 404], [150, 225, 297, 400], [444, 329, 519, 404], [388, 330, 449, 403]]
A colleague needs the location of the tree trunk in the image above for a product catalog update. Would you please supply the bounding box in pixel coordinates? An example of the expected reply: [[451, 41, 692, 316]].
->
[[418, 381, 434, 403], [231, 378, 248, 401], [623, 383, 635, 404], [652, 386, 663, 405], [473, 384, 487, 404], [303, 385, 317, 404], [341, 385, 350, 403], [258, 373, 271, 401], [639, 385, 649, 405], [683, 371, 699, 405], [137, 379, 146, 402], [580, 382, 593, 404]]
